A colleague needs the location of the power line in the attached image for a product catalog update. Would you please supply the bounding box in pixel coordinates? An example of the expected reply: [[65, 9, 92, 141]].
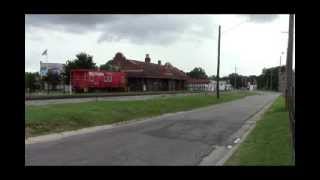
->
[[222, 19, 249, 34], [211, 20, 249, 40]]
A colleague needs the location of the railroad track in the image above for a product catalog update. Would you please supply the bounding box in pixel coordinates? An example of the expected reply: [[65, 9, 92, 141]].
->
[[25, 91, 205, 101]]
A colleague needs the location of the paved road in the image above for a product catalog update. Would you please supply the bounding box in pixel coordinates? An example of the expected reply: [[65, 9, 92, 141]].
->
[[25, 92, 279, 165]]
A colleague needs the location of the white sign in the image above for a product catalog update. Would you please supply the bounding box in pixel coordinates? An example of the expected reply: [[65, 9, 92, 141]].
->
[[89, 72, 104, 76]]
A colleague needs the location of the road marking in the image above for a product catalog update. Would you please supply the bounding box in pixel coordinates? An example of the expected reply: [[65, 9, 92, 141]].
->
[[234, 138, 241, 144], [199, 94, 279, 166]]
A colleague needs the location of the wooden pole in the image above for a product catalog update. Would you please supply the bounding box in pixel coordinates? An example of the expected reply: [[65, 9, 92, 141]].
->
[[216, 25, 221, 99], [69, 71, 72, 95], [235, 65, 237, 90], [286, 14, 295, 163], [270, 69, 273, 91]]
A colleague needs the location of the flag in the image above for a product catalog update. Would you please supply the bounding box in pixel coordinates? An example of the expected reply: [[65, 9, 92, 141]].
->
[[41, 49, 48, 56]]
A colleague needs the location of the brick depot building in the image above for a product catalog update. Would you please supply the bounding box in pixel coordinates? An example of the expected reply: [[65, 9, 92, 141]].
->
[[110, 52, 188, 91]]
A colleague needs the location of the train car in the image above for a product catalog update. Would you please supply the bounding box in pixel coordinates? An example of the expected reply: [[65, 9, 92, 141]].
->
[[71, 69, 127, 92]]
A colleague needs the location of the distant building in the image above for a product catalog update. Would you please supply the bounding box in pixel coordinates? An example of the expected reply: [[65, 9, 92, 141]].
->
[[187, 78, 210, 91], [247, 82, 257, 91], [110, 52, 188, 91], [210, 80, 232, 91], [40, 61, 65, 77], [187, 79, 232, 91]]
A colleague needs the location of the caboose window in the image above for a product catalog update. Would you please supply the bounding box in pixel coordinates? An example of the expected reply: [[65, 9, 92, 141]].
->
[[105, 76, 112, 82]]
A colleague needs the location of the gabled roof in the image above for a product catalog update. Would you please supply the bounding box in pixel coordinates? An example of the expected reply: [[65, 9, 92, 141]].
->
[[110, 53, 188, 80]]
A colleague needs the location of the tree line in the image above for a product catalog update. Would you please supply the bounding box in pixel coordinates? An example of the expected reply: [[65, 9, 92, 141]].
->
[[25, 52, 281, 93]]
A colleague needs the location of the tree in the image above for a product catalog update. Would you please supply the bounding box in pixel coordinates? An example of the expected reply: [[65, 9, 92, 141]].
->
[[25, 72, 41, 92], [228, 73, 242, 89], [220, 76, 229, 82], [43, 70, 62, 91], [187, 67, 208, 79], [208, 75, 217, 80], [100, 60, 117, 71], [256, 68, 280, 91], [63, 52, 97, 85]]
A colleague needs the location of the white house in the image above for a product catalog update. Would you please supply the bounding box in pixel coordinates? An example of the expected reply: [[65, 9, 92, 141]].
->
[[187, 79, 232, 92], [247, 82, 257, 91], [186, 78, 210, 91], [208, 80, 232, 91]]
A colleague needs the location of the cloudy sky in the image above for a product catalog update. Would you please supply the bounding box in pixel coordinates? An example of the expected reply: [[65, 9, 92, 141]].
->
[[25, 14, 294, 77]]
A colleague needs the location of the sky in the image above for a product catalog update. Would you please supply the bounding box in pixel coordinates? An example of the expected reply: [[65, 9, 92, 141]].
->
[[25, 14, 295, 77]]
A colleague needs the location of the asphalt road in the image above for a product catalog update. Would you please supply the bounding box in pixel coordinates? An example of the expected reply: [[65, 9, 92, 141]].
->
[[25, 92, 279, 165]]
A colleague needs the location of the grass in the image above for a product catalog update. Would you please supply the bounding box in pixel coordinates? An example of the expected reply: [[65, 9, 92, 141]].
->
[[25, 91, 256, 137], [224, 96, 294, 166]]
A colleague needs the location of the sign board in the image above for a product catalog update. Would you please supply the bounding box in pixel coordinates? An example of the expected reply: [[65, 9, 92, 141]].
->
[[88, 72, 104, 76], [40, 62, 64, 76]]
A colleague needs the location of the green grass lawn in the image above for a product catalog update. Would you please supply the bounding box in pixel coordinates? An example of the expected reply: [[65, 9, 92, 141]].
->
[[225, 96, 294, 166], [25, 91, 256, 137]]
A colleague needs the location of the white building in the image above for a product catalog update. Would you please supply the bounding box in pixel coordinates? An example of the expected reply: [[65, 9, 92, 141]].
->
[[247, 82, 257, 91], [187, 78, 210, 91], [208, 80, 232, 91], [187, 79, 232, 92]]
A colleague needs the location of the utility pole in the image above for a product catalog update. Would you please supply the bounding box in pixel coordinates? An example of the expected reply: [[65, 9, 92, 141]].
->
[[265, 73, 268, 90], [69, 71, 72, 95], [280, 52, 284, 66], [234, 65, 237, 90], [216, 25, 221, 99], [286, 14, 295, 163], [270, 69, 273, 91]]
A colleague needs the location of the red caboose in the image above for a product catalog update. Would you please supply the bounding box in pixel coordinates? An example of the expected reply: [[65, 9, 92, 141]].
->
[[71, 69, 127, 92]]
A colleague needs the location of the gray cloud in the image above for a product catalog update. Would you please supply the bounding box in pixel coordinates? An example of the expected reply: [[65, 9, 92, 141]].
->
[[25, 15, 215, 45], [26, 14, 120, 33], [245, 14, 279, 23]]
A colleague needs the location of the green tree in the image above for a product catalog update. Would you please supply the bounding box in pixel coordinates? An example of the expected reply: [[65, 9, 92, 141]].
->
[[43, 70, 62, 91], [208, 75, 217, 80], [187, 67, 208, 79], [100, 60, 117, 71], [228, 73, 242, 89], [25, 72, 41, 92], [63, 52, 97, 84], [257, 68, 279, 91]]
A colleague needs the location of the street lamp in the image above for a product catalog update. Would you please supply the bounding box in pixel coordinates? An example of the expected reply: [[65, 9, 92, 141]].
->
[[280, 51, 285, 66]]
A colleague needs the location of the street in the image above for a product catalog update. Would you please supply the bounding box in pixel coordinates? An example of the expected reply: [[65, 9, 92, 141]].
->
[[25, 92, 279, 165]]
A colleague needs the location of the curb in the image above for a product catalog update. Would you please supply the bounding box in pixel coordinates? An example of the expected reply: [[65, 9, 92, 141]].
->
[[199, 94, 279, 165]]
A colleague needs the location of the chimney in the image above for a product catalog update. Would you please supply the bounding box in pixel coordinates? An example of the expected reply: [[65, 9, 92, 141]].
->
[[158, 60, 161, 65], [145, 54, 151, 63]]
